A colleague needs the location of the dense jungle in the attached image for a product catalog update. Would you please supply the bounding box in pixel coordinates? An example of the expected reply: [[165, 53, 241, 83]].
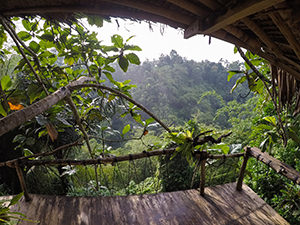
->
[[0, 16, 299, 224]]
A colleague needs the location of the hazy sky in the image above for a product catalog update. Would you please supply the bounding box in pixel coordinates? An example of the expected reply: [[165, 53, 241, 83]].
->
[[94, 19, 243, 63]]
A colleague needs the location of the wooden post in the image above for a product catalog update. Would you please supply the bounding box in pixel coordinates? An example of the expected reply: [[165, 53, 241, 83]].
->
[[199, 151, 208, 196], [14, 161, 31, 202], [236, 147, 251, 191]]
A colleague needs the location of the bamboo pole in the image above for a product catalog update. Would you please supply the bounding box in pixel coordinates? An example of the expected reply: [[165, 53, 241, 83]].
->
[[14, 161, 31, 202], [236, 147, 251, 191], [200, 158, 206, 196], [198, 151, 209, 196]]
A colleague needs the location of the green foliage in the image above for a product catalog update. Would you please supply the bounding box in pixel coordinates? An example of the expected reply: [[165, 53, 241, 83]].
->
[[112, 53, 247, 126], [0, 193, 36, 224], [159, 154, 195, 192]]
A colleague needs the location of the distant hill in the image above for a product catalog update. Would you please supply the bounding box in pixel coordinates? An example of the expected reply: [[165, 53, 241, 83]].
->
[[113, 50, 246, 127]]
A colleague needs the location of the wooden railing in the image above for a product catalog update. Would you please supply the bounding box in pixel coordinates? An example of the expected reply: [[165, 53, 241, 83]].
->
[[1, 146, 299, 201], [236, 147, 300, 192]]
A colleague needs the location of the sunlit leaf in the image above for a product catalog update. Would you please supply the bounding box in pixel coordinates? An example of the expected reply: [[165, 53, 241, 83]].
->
[[124, 45, 142, 51], [64, 56, 75, 66], [13, 134, 26, 143], [111, 34, 124, 48], [22, 20, 31, 31], [29, 41, 40, 53], [145, 117, 155, 126], [9, 192, 23, 206], [227, 70, 242, 82], [17, 31, 31, 41], [23, 148, 34, 157], [230, 76, 247, 93], [1, 75, 12, 90], [263, 116, 276, 126], [122, 124, 131, 135], [0, 103, 7, 117]]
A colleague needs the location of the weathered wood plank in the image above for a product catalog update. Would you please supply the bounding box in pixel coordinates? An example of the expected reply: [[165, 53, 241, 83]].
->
[[184, 0, 284, 38], [166, 0, 209, 17], [1, 183, 289, 225], [269, 12, 300, 62], [249, 147, 300, 185], [202, 0, 284, 34]]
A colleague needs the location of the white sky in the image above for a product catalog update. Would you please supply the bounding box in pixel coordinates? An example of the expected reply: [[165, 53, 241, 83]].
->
[[94, 19, 243, 63]]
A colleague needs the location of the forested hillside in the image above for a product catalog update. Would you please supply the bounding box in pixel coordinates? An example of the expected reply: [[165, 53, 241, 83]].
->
[[0, 15, 299, 224], [113, 50, 247, 128]]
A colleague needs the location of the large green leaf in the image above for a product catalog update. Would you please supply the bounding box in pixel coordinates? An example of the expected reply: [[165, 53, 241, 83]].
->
[[9, 192, 23, 206], [1, 75, 12, 90], [230, 76, 247, 93], [263, 116, 276, 126], [118, 56, 129, 72], [0, 103, 7, 117], [126, 53, 140, 65], [22, 19, 31, 31], [17, 31, 31, 41], [111, 34, 124, 48], [124, 45, 142, 51], [227, 70, 242, 81], [87, 16, 103, 27], [29, 41, 40, 53]]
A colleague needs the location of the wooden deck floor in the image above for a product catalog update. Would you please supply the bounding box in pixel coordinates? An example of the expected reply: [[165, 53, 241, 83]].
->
[[1, 182, 289, 225]]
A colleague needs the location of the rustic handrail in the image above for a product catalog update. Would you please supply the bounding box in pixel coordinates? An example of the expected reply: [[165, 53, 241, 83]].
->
[[248, 147, 300, 185], [0, 149, 244, 168]]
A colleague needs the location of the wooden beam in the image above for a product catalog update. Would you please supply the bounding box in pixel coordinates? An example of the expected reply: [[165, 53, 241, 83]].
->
[[197, 0, 220, 11], [242, 17, 300, 72], [236, 147, 251, 191], [202, 0, 284, 34], [224, 25, 261, 51], [184, 19, 202, 39], [249, 147, 300, 185], [2, 5, 187, 29], [167, 0, 209, 17], [185, 0, 284, 37], [269, 12, 300, 62], [102, 0, 194, 26], [211, 29, 261, 54]]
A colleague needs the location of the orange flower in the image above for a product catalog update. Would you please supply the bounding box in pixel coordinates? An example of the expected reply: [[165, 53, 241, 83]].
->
[[8, 102, 24, 110], [143, 130, 149, 136]]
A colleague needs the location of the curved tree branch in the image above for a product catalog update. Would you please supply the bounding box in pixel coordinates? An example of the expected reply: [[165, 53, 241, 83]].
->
[[0, 76, 171, 137], [69, 83, 171, 133]]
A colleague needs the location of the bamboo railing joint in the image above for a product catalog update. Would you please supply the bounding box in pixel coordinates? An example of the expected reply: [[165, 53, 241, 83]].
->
[[14, 161, 31, 202], [236, 147, 251, 191], [200, 157, 207, 196]]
